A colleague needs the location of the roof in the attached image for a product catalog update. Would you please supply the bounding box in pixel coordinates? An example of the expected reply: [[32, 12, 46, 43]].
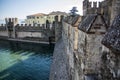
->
[[78, 14, 107, 33], [64, 15, 81, 26], [28, 13, 46, 16], [48, 11, 68, 15], [102, 15, 120, 53], [78, 14, 97, 32], [72, 16, 82, 27]]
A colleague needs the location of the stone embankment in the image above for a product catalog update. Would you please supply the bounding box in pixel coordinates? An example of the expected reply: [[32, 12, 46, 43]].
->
[[49, 39, 69, 80]]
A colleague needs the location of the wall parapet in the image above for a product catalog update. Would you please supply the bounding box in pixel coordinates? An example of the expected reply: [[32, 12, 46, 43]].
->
[[0, 24, 7, 31]]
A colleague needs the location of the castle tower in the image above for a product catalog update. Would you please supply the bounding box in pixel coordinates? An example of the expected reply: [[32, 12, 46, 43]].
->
[[54, 15, 63, 42], [83, 0, 99, 16], [83, 0, 89, 16], [110, 0, 120, 24], [5, 18, 18, 26], [5, 18, 8, 25], [100, 0, 113, 25], [12, 18, 18, 26], [5, 18, 18, 38], [15, 18, 18, 24], [93, 2, 97, 8]]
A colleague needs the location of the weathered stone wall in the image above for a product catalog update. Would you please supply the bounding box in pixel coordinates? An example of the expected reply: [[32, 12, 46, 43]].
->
[[16, 32, 42, 38], [60, 13, 118, 80], [55, 22, 62, 41], [54, 16, 65, 42], [0, 25, 8, 37], [111, 0, 120, 24], [77, 30, 108, 80], [50, 0, 120, 80], [77, 30, 87, 80], [83, 0, 114, 25], [99, 51, 120, 80], [85, 34, 104, 73], [49, 39, 70, 80], [0, 31, 8, 37], [61, 16, 82, 80], [15, 25, 53, 39], [101, 14, 120, 80], [0, 18, 55, 41]]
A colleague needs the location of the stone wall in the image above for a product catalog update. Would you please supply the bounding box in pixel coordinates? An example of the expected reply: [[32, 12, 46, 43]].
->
[[16, 32, 42, 38], [62, 16, 82, 80], [0, 25, 8, 37], [0, 31, 8, 37], [0, 18, 55, 42], [62, 22, 75, 80], [60, 13, 119, 80], [54, 16, 64, 42], [76, 27, 108, 80], [50, 0, 120, 80], [111, 0, 120, 24], [101, 14, 120, 80], [83, 0, 114, 25]]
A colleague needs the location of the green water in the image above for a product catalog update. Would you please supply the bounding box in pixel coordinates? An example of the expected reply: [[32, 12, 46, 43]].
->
[[0, 40, 54, 80]]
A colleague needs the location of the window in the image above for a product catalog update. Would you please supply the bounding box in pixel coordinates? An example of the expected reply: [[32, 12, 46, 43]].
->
[[27, 16, 31, 19], [32, 16, 35, 19], [47, 16, 50, 19], [37, 17, 39, 19]]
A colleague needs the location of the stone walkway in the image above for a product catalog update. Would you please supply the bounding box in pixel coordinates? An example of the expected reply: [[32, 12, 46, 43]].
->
[[49, 39, 69, 80]]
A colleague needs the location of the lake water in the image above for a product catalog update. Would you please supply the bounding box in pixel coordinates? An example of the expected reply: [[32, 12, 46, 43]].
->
[[0, 40, 54, 80]]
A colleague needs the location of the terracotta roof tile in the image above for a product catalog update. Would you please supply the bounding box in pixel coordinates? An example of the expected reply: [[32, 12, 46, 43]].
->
[[49, 11, 68, 15], [28, 13, 46, 16]]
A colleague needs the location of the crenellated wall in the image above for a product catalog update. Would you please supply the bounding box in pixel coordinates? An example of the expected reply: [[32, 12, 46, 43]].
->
[[50, 0, 120, 80], [0, 24, 8, 37], [62, 15, 82, 80], [60, 13, 119, 80], [83, 0, 113, 25], [110, 0, 120, 24], [0, 18, 55, 42], [83, 0, 102, 16]]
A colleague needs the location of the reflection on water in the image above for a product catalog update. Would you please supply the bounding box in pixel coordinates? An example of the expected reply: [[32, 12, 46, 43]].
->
[[0, 40, 54, 80]]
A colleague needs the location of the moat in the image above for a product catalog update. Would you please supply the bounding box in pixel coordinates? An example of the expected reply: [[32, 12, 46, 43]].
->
[[0, 40, 54, 80]]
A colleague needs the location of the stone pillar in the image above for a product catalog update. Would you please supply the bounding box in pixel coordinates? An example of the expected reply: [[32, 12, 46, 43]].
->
[[55, 16, 62, 42], [111, 0, 120, 24], [15, 18, 18, 24], [7, 18, 12, 38], [83, 0, 89, 16], [5, 18, 8, 24], [5, 18, 9, 37]]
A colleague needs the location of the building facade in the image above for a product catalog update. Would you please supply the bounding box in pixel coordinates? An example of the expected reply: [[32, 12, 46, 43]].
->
[[25, 11, 68, 25]]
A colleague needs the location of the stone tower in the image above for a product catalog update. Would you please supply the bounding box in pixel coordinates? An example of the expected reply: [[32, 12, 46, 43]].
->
[[5, 18, 18, 38], [110, 0, 120, 24], [99, 0, 112, 25], [5, 18, 18, 26], [54, 16, 63, 42], [83, 0, 90, 16], [83, 0, 100, 16]]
